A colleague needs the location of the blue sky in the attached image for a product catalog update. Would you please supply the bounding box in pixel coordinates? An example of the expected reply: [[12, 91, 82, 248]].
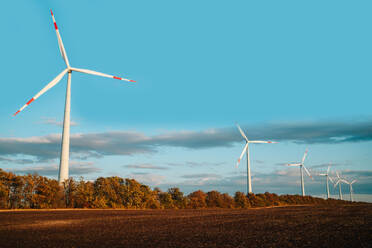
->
[[1, 0, 371, 201]]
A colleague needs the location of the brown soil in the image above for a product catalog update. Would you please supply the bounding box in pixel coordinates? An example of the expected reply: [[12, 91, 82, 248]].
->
[[0, 204, 371, 248]]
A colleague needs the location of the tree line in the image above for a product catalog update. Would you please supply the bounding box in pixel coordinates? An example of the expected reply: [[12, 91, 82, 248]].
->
[[0, 169, 347, 209]]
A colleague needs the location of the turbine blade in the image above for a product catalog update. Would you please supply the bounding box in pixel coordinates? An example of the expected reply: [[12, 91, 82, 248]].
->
[[249, 140, 277, 144], [50, 10, 70, 67], [303, 165, 312, 179], [236, 123, 248, 142], [341, 179, 349, 184], [334, 180, 339, 187], [329, 177, 334, 183], [327, 165, 331, 174], [71, 67, 136, 83], [236, 143, 248, 168], [301, 149, 308, 164], [351, 180, 357, 184], [287, 163, 301, 166], [13, 69, 68, 116]]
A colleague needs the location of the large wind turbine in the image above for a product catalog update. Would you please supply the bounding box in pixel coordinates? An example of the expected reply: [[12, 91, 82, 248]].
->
[[342, 178, 357, 202], [319, 165, 333, 199], [235, 123, 276, 194], [14, 10, 136, 185], [287, 149, 312, 196]]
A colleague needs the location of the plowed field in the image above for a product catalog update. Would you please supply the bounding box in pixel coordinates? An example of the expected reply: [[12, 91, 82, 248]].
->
[[1, 204, 371, 248]]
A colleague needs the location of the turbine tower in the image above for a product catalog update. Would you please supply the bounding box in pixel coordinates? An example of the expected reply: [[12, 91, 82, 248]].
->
[[287, 149, 312, 196], [333, 172, 344, 200], [319, 165, 333, 199], [14, 10, 136, 185], [235, 123, 276, 194], [342, 179, 357, 202]]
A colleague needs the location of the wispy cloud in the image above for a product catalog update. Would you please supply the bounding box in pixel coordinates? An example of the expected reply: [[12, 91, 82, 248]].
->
[[8, 161, 100, 176], [181, 173, 221, 179], [0, 118, 371, 161], [0, 156, 35, 165], [166, 161, 226, 167], [340, 170, 372, 178], [241, 119, 372, 144], [126, 172, 166, 186], [123, 163, 168, 170], [309, 163, 344, 169], [39, 117, 78, 127]]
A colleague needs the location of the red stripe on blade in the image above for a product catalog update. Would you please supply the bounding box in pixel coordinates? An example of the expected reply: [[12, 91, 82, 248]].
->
[[129, 80, 136, 82], [113, 76, 122, 80], [51, 10, 54, 16], [13, 110, 20, 116], [54, 22, 58, 30], [26, 98, 34, 105]]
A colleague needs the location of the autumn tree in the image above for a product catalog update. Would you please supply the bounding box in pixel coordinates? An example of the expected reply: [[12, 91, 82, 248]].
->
[[206, 191, 224, 208], [63, 178, 77, 208], [220, 193, 234, 208], [8, 173, 23, 208], [75, 179, 95, 208], [158, 192, 175, 209], [22, 174, 42, 208], [234, 191, 250, 208], [93, 177, 126, 208], [168, 187, 187, 209], [264, 192, 280, 206], [123, 179, 149, 209], [0, 169, 8, 208], [32, 176, 63, 208], [0, 168, 346, 210], [187, 190, 207, 209]]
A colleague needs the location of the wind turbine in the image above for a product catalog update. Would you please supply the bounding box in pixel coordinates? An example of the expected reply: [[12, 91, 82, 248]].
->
[[13, 10, 136, 185], [319, 165, 333, 199], [235, 123, 276, 194], [287, 149, 312, 196], [333, 172, 344, 200], [342, 179, 357, 202]]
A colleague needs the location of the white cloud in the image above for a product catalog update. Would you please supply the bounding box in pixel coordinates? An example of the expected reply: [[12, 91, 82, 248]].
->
[[0, 118, 371, 161], [181, 173, 221, 179], [123, 163, 168, 170], [127, 172, 166, 186], [8, 161, 100, 176], [39, 117, 78, 127], [0, 156, 35, 165]]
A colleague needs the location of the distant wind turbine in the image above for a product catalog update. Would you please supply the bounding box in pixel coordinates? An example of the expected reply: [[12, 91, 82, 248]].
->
[[333, 172, 345, 200], [342, 178, 357, 202], [13, 10, 136, 185], [235, 123, 277, 194], [287, 149, 313, 196], [319, 165, 333, 199]]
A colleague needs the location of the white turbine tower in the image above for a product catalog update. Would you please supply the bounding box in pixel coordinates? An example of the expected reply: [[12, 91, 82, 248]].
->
[[319, 165, 333, 199], [342, 179, 357, 202], [14, 10, 136, 185], [287, 149, 312, 196], [235, 123, 276, 194], [333, 172, 345, 200]]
